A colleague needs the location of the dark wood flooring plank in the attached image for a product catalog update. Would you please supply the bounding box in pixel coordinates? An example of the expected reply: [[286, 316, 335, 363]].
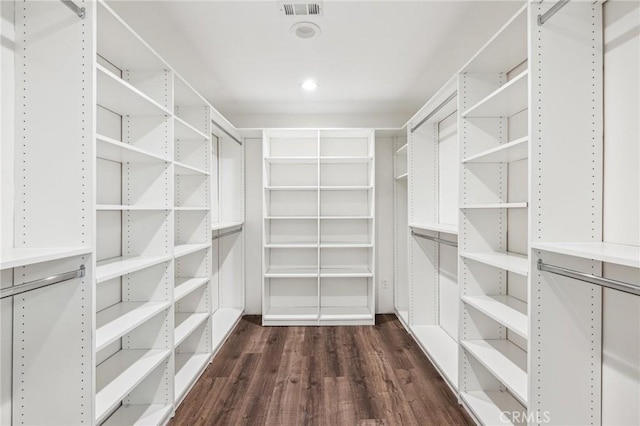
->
[[170, 315, 473, 426]]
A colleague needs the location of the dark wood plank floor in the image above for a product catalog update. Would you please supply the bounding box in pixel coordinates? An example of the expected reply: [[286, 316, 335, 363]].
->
[[171, 315, 473, 426]]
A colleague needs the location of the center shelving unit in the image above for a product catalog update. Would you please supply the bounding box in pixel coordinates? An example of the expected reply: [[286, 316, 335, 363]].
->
[[457, 5, 530, 422], [262, 129, 376, 326]]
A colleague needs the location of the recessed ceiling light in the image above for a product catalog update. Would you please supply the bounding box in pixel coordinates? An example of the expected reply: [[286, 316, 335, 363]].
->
[[291, 22, 321, 40], [301, 79, 318, 91]]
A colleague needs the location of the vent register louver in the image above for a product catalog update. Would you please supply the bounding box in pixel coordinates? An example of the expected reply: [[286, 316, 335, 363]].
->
[[280, 2, 322, 16]]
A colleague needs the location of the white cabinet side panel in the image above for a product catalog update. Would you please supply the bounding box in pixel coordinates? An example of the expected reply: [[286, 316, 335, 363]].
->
[[603, 0, 640, 247], [376, 137, 394, 313], [244, 138, 262, 314], [0, 0, 15, 251]]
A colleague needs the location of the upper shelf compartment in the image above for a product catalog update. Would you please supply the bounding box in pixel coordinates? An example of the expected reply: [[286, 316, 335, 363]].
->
[[461, 71, 528, 118], [97, 65, 171, 116], [532, 242, 640, 269], [460, 4, 527, 74], [174, 75, 210, 136]]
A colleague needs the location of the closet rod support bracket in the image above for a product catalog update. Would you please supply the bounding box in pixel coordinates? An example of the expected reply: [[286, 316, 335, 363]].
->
[[537, 0, 570, 26]]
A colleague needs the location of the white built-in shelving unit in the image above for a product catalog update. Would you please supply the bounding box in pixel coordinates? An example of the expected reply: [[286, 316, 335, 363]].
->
[[0, 1, 245, 424], [262, 129, 376, 326], [392, 2, 622, 424], [406, 76, 460, 391]]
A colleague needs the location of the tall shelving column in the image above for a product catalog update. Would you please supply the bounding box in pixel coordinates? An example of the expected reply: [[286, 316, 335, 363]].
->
[[172, 76, 213, 406], [406, 77, 459, 392], [212, 119, 246, 349], [262, 130, 320, 325], [95, 1, 175, 424], [393, 128, 409, 327], [457, 5, 529, 424], [528, 2, 609, 424], [1, 2, 94, 424], [319, 129, 375, 325]]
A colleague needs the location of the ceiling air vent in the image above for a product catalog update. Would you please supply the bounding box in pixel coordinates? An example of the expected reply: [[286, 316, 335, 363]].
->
[[279, 2, 322, 16]]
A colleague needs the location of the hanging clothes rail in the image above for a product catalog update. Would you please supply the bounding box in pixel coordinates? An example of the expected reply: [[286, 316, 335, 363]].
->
[[411, 230, 458, 248], [537, 259, 639, 297], [213, 227, 243, 241], [60, 0, 85, 19], [537, 0, 570, 26], [212, 118, 243, 146], [411, 92, 457, 133], [1, 265, 86, 299]]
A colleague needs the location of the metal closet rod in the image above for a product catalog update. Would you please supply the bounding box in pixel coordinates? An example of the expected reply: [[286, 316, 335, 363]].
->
[[411, 91, 457, 133], [0, 265, 86, 299], [60, 0, 86, 19], [411, 230, 458, 248], [537, 259, 640, 297], [213, 227, 243, 240], [212, 119, 243, 146], [537, 0, 570, 26]]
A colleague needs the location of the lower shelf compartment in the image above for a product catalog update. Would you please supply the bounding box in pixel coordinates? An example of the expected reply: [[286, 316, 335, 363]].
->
[[96, 349, 171, 424], [461, 339, 528, 406], [411, 325, 458, 389], [212, 308, 243, 351], [460, 391, 526, 426], [174, 352, 211, 404], [319, 306, 373, 321], [263, 306, 318, 321], [103, 403, 172, 426]]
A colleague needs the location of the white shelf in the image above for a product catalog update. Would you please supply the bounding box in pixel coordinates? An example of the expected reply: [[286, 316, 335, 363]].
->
[[97, 134, 170, 164], [319, 306, 373, 321], [532, 241, 640, 269], [96, 65, 170, 116], [320, 242, 373, 248], [174, 161, 209, 176], [462, 295, 528, 339], [174, 244, 210, 259], [395, 173, 408, 180], [411, 325, 458, 388], [460, 251, 528, 276], [174, 312, 209, 346], [265, 216, 318, 220], [320, 216, 373, 220], [461, 340, 528, 406], [410, 222, 458, 235], [265, 243, 318, 248], [462, 137, 528, 164], [460, 391, 526, 426], [265, 186, 318, 191], [212, 221, 244, 231], [175, 206, 209, 211], [320, 267, 373, 277], [174, 116, 209, 141], [96, 255, 172, 283], [265, 267, 318, 278], [319, 186, 373, 190], [462, 71, 528, 118], [103, 404, 172, 426], [265, 157, 317, 164], [319, 156, 373, 164], [461, 202, 528, 209], [96, 205, 170, 211], [175, 277, 210, 301], [96, 301, 171, 352], [395, 144, 408, 155], [263, 306, 318, 321], [174, 352, 211, 404], [96, 349, 171, 424], [1, 246, 91, 270]]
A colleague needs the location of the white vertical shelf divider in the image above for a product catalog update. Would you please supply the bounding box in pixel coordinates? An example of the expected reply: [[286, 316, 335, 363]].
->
[[262, 129, 375, 326]]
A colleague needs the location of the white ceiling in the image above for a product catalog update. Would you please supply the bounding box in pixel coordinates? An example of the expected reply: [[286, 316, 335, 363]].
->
[[108, 0, 523, 128]]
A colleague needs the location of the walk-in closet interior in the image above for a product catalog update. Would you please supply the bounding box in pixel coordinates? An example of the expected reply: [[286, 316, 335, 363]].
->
[[1, 0, 638, 425]]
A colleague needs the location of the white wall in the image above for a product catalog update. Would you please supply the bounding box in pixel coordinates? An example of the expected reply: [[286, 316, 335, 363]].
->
[[243, 133, 395, 315], [602, 2, 640, 425]]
